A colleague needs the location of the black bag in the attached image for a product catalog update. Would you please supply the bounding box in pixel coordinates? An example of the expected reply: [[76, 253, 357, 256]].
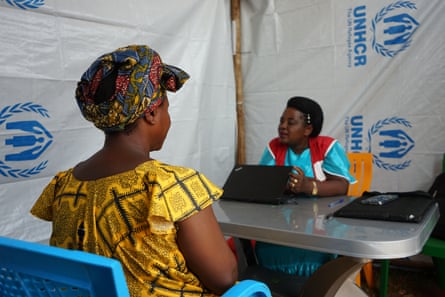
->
[[333, 190, 435, 223], [429, 173, 445, 240]]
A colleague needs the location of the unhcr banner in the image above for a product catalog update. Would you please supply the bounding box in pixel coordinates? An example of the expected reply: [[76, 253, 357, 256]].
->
[[241, 0, 444, 192], [0, 0, 236, 241], [339, 1, 444, 191]]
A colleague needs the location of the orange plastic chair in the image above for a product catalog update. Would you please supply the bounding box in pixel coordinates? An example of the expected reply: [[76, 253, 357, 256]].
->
[[346, 152, 374, 290], [347, 152, 373, 198]]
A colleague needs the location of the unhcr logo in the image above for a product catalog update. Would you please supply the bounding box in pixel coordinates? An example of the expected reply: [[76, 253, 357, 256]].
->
[[371, 1, 419, 57], [347, 5, 368, 67], [0, 102, 52, 178], [344, 115, 414, 171], [346, 1, 419, 67], [2, 0, 44, 10], [368, 117, 413, 171]]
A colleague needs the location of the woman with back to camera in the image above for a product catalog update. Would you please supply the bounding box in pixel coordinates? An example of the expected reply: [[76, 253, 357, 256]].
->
[[255, 96, 356, 276], [30, 45, 238, 297]]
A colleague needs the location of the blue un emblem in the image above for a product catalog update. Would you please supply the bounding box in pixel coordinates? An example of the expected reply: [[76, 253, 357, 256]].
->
[[368, 117, 414, 171], [371, 1, 419, 57], [3, 0, 44, 10], [0, 102, 52, 178]]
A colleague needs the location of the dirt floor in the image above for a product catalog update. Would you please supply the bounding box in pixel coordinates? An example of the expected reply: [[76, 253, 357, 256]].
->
[[363, 257, 445, 297]]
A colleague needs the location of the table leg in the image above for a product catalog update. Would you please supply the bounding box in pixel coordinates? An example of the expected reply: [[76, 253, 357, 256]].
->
[[379, 260, 390, 297], [300, 257, 370, 297], [232, 238, 371, 297], [334, 270, 369, 297]]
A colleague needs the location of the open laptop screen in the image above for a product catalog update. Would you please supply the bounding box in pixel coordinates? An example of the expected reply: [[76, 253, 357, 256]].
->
[[221, 165, 296, 205]]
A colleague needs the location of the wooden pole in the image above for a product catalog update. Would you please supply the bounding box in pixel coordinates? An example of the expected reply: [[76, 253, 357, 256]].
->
[[231, 0, 246, 165]]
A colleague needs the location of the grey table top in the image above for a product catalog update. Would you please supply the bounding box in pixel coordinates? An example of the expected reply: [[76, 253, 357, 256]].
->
[[213, 195, 439, 259]]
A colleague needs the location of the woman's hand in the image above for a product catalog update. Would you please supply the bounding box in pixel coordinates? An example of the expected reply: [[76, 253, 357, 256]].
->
[[287, 167, 349, 196], [288, 166, 305, 193]]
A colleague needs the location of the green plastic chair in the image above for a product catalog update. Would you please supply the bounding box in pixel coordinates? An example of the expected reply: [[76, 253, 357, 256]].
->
[[379, 234, 445, 297], [379, 154, 445, 297], [422, 238, 445, 288]]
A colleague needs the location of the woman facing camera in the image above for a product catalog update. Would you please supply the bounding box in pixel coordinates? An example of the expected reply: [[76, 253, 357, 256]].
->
[[255, 96, 356, 276]]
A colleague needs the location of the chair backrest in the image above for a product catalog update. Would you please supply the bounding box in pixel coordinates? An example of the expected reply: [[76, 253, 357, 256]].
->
[[0, 236, 130, 297], [0, 236, 272, 297], [347, 152, 373, 197], [222, 279, 272, 297]]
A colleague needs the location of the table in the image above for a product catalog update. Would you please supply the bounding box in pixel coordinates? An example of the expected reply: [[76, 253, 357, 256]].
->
[[214, 196, 439, 296]]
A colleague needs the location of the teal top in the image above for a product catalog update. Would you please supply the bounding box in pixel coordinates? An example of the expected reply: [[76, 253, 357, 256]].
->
[[255, 140, 354, 276], [259, 141, 355, 183]]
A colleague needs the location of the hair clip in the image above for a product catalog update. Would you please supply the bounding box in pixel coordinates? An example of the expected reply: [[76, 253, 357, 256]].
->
[[306, 113, 311, 124]]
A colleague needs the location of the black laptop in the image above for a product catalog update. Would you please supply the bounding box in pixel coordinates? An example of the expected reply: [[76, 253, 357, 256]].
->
[[220, 165, 296, 205], [333, 191, 435, 223]]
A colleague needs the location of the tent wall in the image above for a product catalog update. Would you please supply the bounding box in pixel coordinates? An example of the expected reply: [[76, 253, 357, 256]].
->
[[241, 0, 445, 192], [0, 0, 236, 241], [1, 0, 444, 242]]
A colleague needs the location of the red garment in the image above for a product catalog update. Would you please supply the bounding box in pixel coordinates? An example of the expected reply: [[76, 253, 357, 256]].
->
[[267, 136, 335, 181]]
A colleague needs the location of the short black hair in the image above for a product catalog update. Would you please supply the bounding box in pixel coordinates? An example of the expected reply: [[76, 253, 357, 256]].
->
[[287, 96, 324, 137]]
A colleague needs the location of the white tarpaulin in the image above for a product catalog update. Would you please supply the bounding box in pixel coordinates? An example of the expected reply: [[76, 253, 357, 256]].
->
[[241, 0, 445, 192], [1, 0, 444, 242], [0, 0, 236, 241]]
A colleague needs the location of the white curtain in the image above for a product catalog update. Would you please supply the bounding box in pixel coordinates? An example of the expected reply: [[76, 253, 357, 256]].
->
[[0, 0, 236, 241], [241, 0, 445, 192]]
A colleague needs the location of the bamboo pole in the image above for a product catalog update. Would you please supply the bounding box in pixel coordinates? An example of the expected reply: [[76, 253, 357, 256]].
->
[[231, 0, 246, 165]]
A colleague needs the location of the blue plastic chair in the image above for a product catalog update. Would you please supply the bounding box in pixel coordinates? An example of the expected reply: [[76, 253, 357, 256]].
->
[[0, 236, 271, 297], [222, 280, 272, 297], [0, 236, 130, 297]]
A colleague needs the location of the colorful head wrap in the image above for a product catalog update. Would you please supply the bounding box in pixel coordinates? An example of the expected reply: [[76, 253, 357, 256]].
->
[[75, 45, 190, 131]]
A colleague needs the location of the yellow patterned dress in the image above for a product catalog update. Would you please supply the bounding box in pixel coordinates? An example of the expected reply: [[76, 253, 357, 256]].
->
[[30, 160, 223, 297]]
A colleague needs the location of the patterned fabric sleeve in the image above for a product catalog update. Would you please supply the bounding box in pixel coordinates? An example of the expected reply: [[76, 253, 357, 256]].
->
[[139, 161, 223, 234], [30, 171, 69, 221]]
